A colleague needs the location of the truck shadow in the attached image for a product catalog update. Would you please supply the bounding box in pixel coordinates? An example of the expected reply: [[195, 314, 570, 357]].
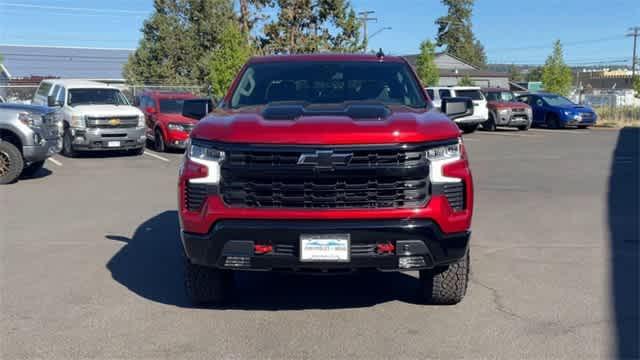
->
[[106, 210, 423, 310], [608, 127, 639, 359], [19, 167, 52, 181]]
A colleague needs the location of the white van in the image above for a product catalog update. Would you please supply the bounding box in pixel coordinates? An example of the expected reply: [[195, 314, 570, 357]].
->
[[426, 86, 488, 133], [32, 79, 145, 156]]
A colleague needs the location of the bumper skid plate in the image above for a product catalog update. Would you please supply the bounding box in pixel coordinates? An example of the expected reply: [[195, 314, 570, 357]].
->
[[182, 219, 470, 272]]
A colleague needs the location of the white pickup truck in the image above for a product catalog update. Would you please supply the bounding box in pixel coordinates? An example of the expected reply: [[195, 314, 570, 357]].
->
[[426, 86, 489, 133], [32, 80, 146, 157]]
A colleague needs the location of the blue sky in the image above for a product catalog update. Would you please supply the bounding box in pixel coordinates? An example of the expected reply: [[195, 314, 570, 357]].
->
[[0, 0, 638, 65]]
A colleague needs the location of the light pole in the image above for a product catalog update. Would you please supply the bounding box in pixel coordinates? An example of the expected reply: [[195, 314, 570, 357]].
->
[[368, 27, 392, 41]]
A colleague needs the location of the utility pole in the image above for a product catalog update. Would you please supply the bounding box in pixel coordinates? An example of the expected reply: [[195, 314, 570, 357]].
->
[[627, 26, 640, 79], [358, 10, 377, 53]]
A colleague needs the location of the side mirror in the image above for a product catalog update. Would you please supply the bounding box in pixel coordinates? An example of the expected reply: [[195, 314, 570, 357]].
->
[[441, 97, 473, 120], [47, 95, 61, 107], [182, 99, 213, 120], [146, 107, 157, 114]]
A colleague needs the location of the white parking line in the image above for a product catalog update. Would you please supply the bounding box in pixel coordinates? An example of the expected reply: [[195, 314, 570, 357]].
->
[[528, 129, 590, 135], [475, 131, 539, 137], [47, 157, 63, 166], [143, 150, 170, 162]]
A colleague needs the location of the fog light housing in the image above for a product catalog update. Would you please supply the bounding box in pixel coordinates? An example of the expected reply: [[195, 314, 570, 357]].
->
[[399, 256, 427, 269]]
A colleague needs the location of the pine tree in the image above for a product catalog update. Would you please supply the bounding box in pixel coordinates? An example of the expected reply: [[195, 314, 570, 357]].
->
[[435, 0, 486, 68], [416, 40, 439, 86], [541, 40, 573, 95], [261, 0, 362, 54], [124, 0, 235, 86], [207, 22, 254, 99]]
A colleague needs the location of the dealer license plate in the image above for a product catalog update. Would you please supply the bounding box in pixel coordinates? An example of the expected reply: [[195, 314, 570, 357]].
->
[[107, 141, 121, 148], [300, 234, 350, 262]]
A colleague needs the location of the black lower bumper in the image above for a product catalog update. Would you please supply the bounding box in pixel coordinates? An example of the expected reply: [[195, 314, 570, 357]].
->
[[182, 220, 470, 272]]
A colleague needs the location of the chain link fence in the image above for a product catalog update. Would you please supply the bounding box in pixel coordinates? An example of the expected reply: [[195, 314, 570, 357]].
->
[[0, 83, 211, 104]]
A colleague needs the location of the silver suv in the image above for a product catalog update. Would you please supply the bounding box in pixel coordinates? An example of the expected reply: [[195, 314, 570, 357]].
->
[[0, 103, 62, 184]]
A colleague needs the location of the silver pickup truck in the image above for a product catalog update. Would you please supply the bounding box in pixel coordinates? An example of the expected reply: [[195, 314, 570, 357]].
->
[[0, 103, 62, 184]]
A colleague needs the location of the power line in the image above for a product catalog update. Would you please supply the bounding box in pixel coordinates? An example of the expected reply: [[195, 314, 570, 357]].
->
[[358, 10, 377, 53], [0, 2, 149, 14], [627, 26, 640, 79], [487, 35, 627, 52]]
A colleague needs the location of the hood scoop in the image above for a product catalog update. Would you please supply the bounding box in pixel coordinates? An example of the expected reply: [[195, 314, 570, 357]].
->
[[262, 102, 391, 121]]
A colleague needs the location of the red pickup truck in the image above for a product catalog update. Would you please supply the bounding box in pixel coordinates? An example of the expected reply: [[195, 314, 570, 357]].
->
[[178, 54, 475, 305]]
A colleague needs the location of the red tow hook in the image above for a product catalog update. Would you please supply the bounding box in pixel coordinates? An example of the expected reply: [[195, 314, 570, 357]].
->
[[376, 242, 395, 254], [254, 244, 273, 255]]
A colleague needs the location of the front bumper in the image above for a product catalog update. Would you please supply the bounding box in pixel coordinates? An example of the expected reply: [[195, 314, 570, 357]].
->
[[182, 219, 470, 272], [454, 115, 486, 125], [22, 137, 61, 163], [70, 127, 146, 151], [494, 110, 531, 127], [165, 130, 190, 149]]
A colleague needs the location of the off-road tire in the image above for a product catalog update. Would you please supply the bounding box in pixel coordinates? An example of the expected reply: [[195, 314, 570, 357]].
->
[[154, 128, 166, 152], [0, 141, 24, 184], [460, 123, 478, 134], [483, 114, 497, 131], [22, 160, 45, 177], [62, 129, 78, 158], [184, 258, 233, 305], [420, 251, 469, 305]]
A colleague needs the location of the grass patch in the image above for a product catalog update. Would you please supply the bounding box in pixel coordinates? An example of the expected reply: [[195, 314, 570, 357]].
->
[[593, 106, 640, 128]]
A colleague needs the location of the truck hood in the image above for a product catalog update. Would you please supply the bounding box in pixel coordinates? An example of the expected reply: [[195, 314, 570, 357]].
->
[[488, 101, 530, 110], [157, 113, 198, 124], [71, 105, 143, 117], [190, 107, 461, 145]]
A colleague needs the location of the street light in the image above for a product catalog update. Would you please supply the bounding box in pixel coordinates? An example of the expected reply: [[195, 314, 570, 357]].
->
[[369, 26, 392, 41]]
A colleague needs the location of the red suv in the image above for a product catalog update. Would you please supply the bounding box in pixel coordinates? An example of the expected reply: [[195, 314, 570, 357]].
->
[[137, 91, 199, 152], [179, 54, 475, 305]]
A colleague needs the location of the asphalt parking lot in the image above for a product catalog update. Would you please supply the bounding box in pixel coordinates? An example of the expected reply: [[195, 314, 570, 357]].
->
[[1, 127, 638, 359]]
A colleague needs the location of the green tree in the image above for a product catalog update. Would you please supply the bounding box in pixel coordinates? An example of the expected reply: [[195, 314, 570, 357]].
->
[[435, 0, 486, 68], [415, 39, 439, 86], [206, 22, 253, 99], [124, 0, 235, 86], [633, 76, 640, 99], [508, 64, 523, 82], [238, 0, 273, 38], [458, 75, 474, 86], [541, 40, 573, 95], [261, 0, 362, 54], [527, 66, 543, 82]]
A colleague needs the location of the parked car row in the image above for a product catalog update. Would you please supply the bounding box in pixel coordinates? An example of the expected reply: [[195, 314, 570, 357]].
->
[[426, 86, 597, 133]]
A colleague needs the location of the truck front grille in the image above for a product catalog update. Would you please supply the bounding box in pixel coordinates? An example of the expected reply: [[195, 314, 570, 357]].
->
[[215, 143, 434, 210], [86, 116, 139, 128]]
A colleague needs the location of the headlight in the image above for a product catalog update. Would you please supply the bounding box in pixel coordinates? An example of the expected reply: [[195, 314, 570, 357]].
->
[[168, 123, 186, 131], [426, 141, 461, 161], [186, 141, 225, 184], [138, 115, 145, 128], [18, 112, 43, 127], [563, 111, 573, 117], [427, 139, 463, 184], [497, 109, 509, 115], [70, 114, 85, 128]]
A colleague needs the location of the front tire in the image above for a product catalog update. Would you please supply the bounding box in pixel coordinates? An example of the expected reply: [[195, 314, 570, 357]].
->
[[62, 129, 78, 158], [0, 141, 24, 184], [154, 128, 166, 152], [546, 114, 563, 129], [21, 160, 45, 177], [184, 259, 233, 305], [420, 251, 470, 305], [483, 115, 496, 132], [460, 123, 479, 134], [517, 122, 531, 131]]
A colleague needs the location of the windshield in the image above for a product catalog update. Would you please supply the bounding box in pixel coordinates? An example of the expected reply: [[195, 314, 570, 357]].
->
[[159, 99, 186, 113], [485, 91, 514, 102], [541, 95, 574, 106], [230, 61, 427, 109], [455, 89, 484, 101], [68, 89, 129, 107]]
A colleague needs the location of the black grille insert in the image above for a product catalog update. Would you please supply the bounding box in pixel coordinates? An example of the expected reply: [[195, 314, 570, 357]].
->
[[185, 183, 217, 211], [442, 182, 465, 211]]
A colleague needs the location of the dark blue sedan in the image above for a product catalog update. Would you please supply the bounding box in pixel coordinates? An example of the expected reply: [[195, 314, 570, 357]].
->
[[516, 92, 597, 129]]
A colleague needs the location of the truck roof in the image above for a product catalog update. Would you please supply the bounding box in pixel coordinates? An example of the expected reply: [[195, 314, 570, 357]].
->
[[139, 90, 197, 99], [41, 79, 115, 89], [248, 53, 406, 64]]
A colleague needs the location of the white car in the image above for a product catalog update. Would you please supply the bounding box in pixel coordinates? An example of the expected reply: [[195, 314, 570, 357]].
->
[[32, 79, 146, 157], [426, 86, 489, 133]]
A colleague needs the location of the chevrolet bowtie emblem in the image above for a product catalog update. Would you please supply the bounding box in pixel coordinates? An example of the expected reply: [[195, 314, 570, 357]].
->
[[297, 150, 353, 168], [108, 118, 121, 126]]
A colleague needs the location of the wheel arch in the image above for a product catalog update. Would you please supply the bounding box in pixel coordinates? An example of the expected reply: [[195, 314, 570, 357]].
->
[[0, 127, 23, 152]]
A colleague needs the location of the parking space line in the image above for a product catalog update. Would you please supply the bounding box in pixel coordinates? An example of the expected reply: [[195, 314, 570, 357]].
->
[[47, 157, 63, 166], [528, 129, 590, 135], [143, 150, 170, 162], [475, 132, 540, 137]]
